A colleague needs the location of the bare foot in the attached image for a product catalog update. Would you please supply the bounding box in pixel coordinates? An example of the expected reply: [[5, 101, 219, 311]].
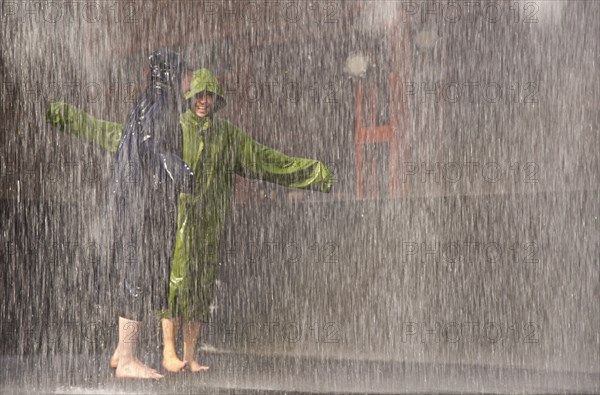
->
[[162, 351, 187, 372], [110, 347, 120, 369], [115, 358, 164, 379], [186, 359, 209, 372]]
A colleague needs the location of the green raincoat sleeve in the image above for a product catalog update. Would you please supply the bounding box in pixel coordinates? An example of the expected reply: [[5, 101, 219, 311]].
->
[[232, 125, 334, 192], [46, 101, 123, 153]]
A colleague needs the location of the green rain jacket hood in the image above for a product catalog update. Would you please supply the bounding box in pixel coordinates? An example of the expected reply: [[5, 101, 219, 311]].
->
[[184, 68, 226, 113]]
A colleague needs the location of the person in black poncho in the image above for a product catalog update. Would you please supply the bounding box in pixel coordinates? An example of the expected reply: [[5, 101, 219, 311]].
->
[[108, 49, 195, 379]]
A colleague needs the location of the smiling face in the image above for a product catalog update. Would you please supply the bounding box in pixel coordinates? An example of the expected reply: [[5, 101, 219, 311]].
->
[[193, 92, 214, 118]]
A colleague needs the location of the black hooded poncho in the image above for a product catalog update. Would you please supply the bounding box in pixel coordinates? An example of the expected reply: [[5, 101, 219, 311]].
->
[[109, 49, 195, 320]]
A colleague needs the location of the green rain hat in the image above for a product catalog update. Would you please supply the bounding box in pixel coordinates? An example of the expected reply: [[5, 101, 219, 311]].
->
[[184, 68, 227, 112]]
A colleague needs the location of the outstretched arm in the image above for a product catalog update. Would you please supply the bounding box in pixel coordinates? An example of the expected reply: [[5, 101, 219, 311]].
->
[[233, 126, 334, 193], [46, 101, 123, 153]]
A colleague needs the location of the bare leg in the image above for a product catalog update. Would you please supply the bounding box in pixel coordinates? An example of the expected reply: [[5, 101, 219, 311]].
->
[[110, 345, 120, 368], [114, 317, 164, 379], [161, 317, 187, 372], [183, 320, 209, 372], [110, 318, 122, 368], [110, 319, 123, 368]]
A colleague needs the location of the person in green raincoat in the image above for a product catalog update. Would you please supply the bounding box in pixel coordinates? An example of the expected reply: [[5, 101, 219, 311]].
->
[[46, 68, 334, 372]]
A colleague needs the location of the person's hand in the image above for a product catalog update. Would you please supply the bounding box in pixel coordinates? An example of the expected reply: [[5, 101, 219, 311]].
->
[[46, 101, 68, 125]]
